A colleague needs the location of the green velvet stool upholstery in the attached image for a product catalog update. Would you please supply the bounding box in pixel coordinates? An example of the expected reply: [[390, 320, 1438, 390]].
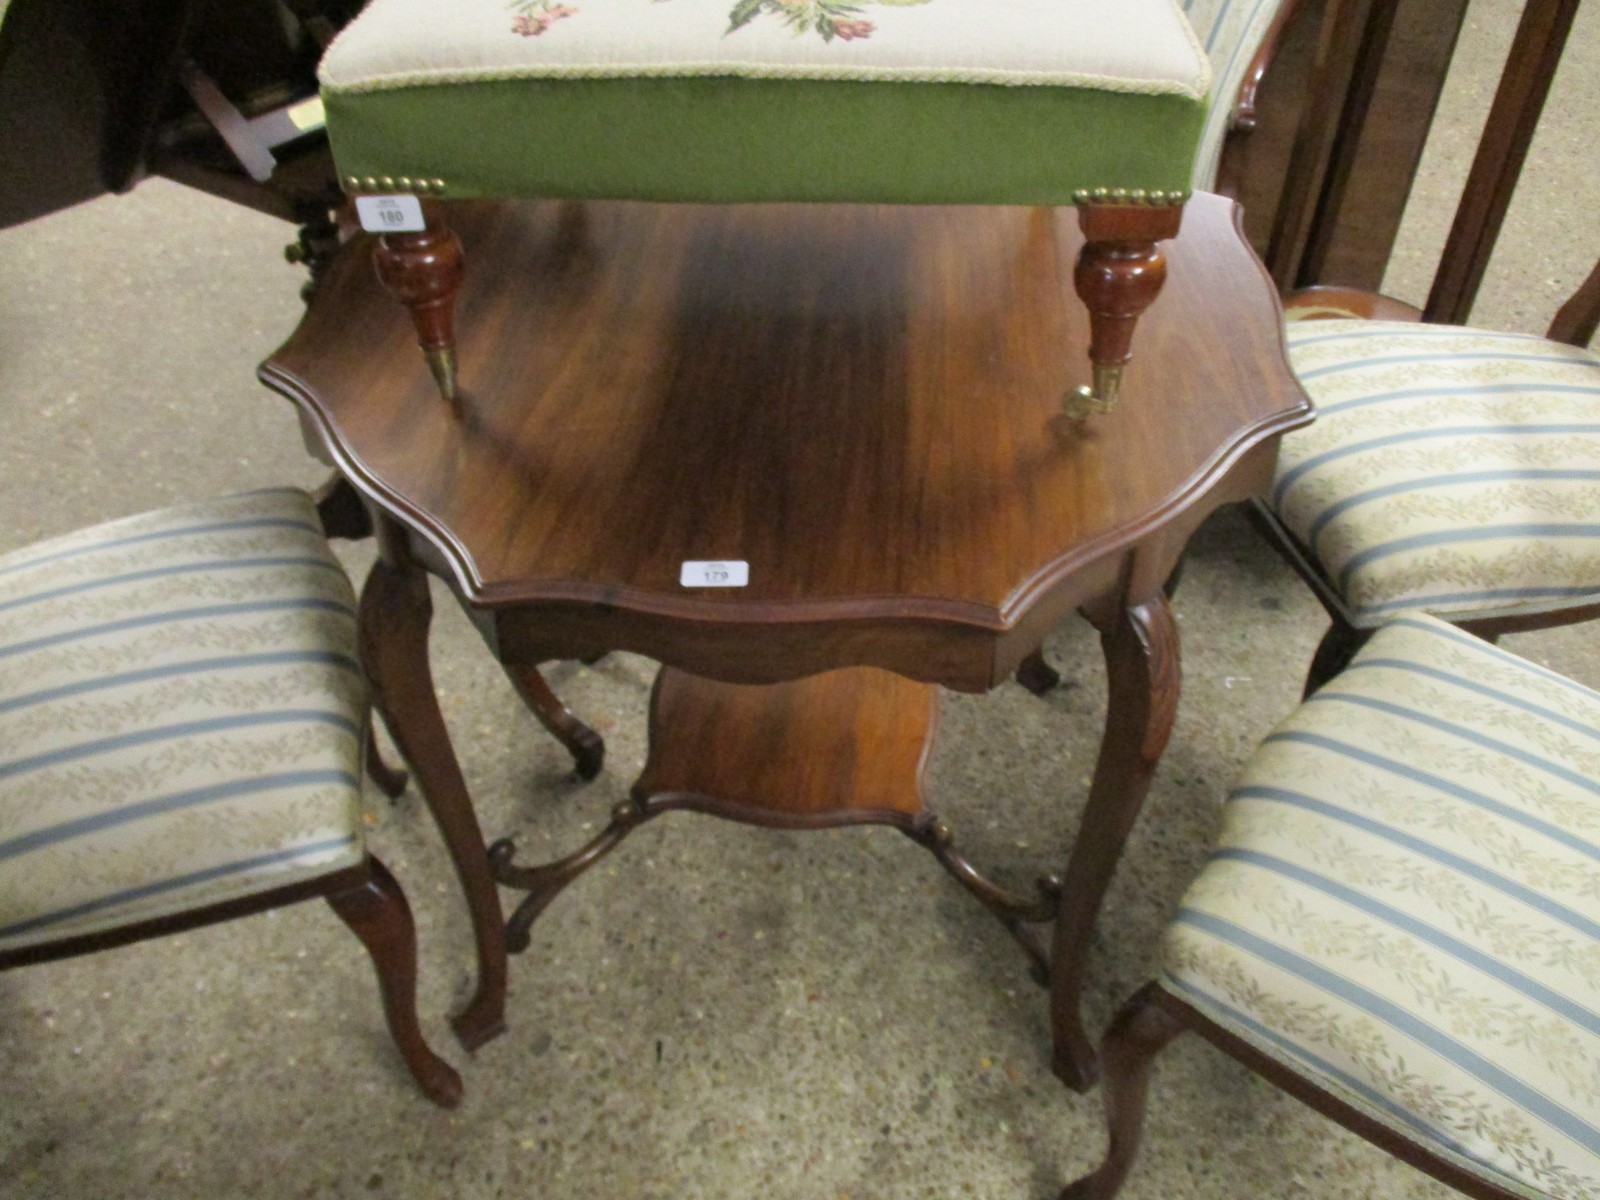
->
[[314, 0, 1297, 420], [319, 0, 1213, 205]]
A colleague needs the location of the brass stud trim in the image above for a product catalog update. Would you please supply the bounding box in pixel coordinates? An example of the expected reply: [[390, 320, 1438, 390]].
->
[[1072, 187, 1190, 208], [342, 173, 447, 196]]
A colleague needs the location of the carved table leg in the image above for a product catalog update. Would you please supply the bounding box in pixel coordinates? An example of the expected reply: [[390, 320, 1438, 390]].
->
[[313, 474, 374, 541], [1059, 982, 1187, 1200], [499, 658, 606, 781], [1016, 648, 1063, 696], [1050, 592, 1180, 1090], [359, 526, 507, 1051], [1066, 194, 1185, 419], [372, 205, 465, 406]]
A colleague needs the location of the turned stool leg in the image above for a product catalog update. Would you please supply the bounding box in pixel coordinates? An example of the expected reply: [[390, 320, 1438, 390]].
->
[[372, 204, 465, 406], [1066, 193, 1186, 419]]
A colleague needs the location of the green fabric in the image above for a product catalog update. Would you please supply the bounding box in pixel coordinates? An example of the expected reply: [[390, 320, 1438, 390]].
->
[[324, 75, 1206, 204]]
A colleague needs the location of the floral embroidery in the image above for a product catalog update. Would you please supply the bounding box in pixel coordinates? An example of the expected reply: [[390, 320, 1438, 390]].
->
[[727, 0, 932, 42], [509, 0, 578, 36], [504, 0, 934, 44]]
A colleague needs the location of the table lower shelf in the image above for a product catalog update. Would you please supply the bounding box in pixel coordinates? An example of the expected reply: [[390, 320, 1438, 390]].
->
[[488, 665, 1059, 975]]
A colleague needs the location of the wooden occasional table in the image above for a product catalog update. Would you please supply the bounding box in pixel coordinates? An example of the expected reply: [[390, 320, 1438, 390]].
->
[[260, 192, 1310, 1090]]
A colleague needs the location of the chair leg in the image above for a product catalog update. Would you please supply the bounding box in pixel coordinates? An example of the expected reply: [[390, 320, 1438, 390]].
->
[[326, 857, 464, 1109], [1303, 620, 1372, 698], [365, 733, 410, 800], [1060, 982, 1186, 1200]]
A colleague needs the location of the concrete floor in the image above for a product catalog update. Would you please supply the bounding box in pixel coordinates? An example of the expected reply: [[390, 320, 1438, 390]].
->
[[0, 2, 1595, 1196]]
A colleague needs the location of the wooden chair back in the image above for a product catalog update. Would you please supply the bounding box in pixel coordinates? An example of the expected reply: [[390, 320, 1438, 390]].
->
[[1283, 0, 1593, 336], [1423, 0, 1584, 328]]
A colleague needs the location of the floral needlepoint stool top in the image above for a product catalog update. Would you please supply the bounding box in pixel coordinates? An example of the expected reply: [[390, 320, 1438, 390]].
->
[[318, 0, 1211, 204], [512, 1, 982, 45], [315, 0, 1272, 414]]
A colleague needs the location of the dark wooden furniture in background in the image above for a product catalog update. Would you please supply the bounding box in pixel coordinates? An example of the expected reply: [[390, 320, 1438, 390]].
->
[[1257, 0, 1596, 693], [260, 191, 1311, 1088], [1235, 0, 1472, 292], [0, 0, 360, 277], [1, 0, 1474, 298]]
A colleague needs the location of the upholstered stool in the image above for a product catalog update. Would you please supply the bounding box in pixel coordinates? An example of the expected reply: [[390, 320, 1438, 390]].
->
[[1273, 319, 1600, 624], [317, 0, 1237, 415], [1066, 612, 1600, 1199], [0, 488, 461, 1107]]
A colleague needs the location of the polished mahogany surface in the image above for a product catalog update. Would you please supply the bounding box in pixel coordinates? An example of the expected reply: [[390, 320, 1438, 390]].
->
[[636, 666, 939, 824], [263, 193, 1308, 650], [262, 190, 1310, 1087]]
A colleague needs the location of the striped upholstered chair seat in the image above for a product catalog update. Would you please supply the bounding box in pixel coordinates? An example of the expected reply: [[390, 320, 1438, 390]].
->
[[1272, 319, 1600, 627], [0, 487, 462, 1107], [1162, 613, 1600, 1196], [1065, 614, 1600, 1198], [0, 488, 368, 951]]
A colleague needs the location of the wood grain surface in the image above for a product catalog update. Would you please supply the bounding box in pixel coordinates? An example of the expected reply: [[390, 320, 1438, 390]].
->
[[635, 666, 939, 824], [263, 192, 1309, 694]]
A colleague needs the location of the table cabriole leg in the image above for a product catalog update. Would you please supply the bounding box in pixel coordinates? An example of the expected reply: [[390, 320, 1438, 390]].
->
[[359, 547, 508, 1051], [499, 657, 606, 781], [1049, 592, 1181, 1091]]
